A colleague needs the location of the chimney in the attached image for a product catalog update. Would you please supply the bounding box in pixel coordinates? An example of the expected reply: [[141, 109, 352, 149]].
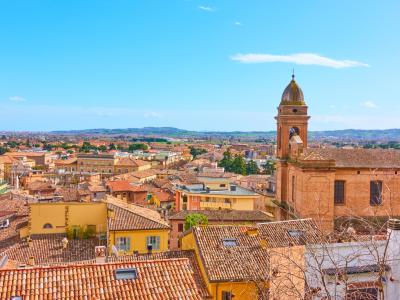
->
[[108, 208, 115, 219], [95, 246, 106, 264], [260, 239, 268, 249], [386, 219, 400, 298], [246, 227, 259, 236], [62, 237, 69, 249], [27, 237, 33, 248], [28, 256, 35, 266]]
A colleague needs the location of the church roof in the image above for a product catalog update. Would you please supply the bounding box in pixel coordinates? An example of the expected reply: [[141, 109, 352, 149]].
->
[[301, 148, 400, 169], [281, 75, 305, 105]]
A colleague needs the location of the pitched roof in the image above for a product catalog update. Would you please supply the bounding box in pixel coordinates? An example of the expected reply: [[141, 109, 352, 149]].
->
[[188, 219, 322, 283], [170, 210, 271, 222], [302, 148, 400, 169], [2, 234, 106, 266], [257, 218, 323, 248], [0, 258, 206, 299], [107, 200, 169, 231], [115, 157, 150, 167], [108, 250, 210, 299], [106, 180, 137, 192], [190, 225, 269, 283]]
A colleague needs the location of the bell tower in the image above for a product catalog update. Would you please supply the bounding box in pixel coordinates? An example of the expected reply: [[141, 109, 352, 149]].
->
[[275, 74, 310, 159], [275, 74, 310, 214]]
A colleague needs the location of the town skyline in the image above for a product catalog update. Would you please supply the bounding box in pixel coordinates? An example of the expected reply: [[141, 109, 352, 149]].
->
[[1, 0, 399, 131]]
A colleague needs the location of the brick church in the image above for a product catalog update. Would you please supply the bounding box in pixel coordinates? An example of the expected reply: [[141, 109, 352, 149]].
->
[[275, 75, 400, 232]]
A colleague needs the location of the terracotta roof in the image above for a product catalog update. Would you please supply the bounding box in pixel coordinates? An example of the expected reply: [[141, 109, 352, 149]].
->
[[2, 234, 106, 266], [0, 196, 29, 254], [26, 181, 55, 192], [190, 225, 269, 283], [170, 210, 271, 222], [54, 157, 77, 165], [257, 218, 323, 248], [115, 157, 150, 167], [0, 155, 17, 164], [188, 219, 322, 283], [301, 148, 400, 169], [0, 258, 206, 299], [106, 180, 136, 192], [152, 189, 174, 202], [107, 201, 169, 231], [5, 151, 47, 157], [108, 250, 210, 298]]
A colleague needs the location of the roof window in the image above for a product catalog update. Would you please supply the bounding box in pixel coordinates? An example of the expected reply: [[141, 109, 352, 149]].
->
[[223, 238, 238, 247], [115, 268, 138, 280]]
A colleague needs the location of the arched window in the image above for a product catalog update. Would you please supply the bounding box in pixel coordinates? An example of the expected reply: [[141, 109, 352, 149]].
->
[[289, 127, 300, 139], [43, 223, 53, 229]]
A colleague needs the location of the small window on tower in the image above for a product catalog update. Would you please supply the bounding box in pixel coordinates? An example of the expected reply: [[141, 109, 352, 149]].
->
[[292, 108, 298, 113]]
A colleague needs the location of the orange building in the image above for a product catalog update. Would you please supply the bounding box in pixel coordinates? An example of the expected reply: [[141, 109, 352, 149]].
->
[[275, 75, 400, 232]]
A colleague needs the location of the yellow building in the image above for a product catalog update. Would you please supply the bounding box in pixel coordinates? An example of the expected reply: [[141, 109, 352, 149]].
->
[[181, 219, 321, 300], [175, 176, 261, 211], [114, 157, 152, 174], [25, 196, 170, 255], [28, 202, 108, 236], [107, 200, 170, 254]]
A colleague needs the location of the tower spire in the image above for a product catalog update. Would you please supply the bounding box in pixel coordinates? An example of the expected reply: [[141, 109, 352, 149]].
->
[[292, 68, 295, 80]]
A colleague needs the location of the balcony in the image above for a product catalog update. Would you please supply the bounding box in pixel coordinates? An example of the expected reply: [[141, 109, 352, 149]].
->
[[200, 201, 231, 209]]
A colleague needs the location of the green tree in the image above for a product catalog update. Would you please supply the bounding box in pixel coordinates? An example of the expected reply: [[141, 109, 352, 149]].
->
[[0, 146, 8, 155], [246, 160, 260, 175], [128, 143, 148, 152], [189, 146, 207, 158], [109, 143, 117, 150], [262, 160, 276, 175], [184, 213, 209, 231], [231, 155, 247, 175], [98, 145, 107, 152], [218, 151, 233, 171]]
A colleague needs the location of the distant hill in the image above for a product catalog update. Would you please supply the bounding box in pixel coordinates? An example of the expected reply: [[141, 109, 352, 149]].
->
[[51, 127, 400, 141]]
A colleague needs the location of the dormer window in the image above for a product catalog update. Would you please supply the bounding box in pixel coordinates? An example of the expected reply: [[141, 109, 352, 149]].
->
[[287, 229, 304, 238], [115, 268, 138, 280]]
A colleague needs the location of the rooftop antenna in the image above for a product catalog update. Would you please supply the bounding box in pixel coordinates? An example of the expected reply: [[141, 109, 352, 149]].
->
[[292, 68, 295, 80]]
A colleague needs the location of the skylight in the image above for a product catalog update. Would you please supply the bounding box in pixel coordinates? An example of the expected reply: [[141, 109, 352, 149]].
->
[[115, 268, 138, 280], [287, 230, 304, 238], [223, 238, 238, 247]]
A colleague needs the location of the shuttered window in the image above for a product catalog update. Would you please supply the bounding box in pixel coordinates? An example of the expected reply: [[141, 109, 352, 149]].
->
[[370, 181, 382, 205], [334, 181, 345, 205]]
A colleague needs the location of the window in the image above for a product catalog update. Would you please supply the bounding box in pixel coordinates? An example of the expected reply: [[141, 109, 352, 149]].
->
[[116, 237, 131, 252], [146, 236, 160, 250], [222, 238, 237, 247], [370, 181, 382, 205], [291, 175, 296, 202], [287, 230, 304, 238], [334, 180, 345, 205], [219, 184, 226, 188], [222, 291, 233, 300], [178, 223, 184, 232], [115, 268, 138, 280], [43, 223, 53, 229]]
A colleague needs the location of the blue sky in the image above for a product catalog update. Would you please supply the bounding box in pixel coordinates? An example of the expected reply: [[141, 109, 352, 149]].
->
[[0, 0, 399, 131]]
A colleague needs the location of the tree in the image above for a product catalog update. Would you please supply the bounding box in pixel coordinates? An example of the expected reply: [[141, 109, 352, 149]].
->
[[219, 151, 233, 171], [189, 147, 207, 159], [262, 160, 276, 175], [0, 146, 8, 155], [231, 155, 247, 175], [184, 213, 209, 231], [128, 143, 148, 152], [109, 143, 117, 150], [246, 160, 260, 175], [98, 145, 107, 152]]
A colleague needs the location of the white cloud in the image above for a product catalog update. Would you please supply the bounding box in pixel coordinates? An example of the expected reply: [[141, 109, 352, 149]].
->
[[144, 112, 161, 118], [230, 53, 369, 68], [198, 5, 215, 12], [9, 96, 26, 102], [360, 101, 378, 109], [234, 21, 242, 26]]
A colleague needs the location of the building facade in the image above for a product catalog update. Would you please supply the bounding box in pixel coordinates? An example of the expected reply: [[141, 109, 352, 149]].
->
[[275, 75, 400, 232]]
